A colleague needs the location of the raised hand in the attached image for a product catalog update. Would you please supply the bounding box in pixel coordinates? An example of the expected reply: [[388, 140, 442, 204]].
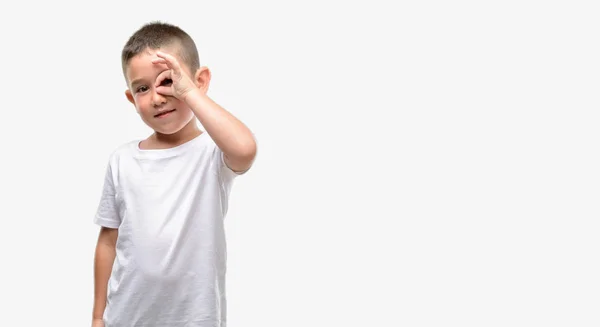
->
[[151, 51, 197, 100]]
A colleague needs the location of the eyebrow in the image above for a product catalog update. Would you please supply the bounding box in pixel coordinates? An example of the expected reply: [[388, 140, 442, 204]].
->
[[130, 78, 145, 88]]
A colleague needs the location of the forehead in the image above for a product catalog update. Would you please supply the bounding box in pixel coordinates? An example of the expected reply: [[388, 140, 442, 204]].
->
[[125, 46, 187, 85]]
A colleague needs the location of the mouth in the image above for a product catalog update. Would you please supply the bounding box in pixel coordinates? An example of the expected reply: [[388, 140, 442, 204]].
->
[[155, 109, 176, 118]]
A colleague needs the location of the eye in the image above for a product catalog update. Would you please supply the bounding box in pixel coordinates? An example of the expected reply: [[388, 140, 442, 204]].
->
[[136, 86, 149, 93], [160, 78, 173, 86]]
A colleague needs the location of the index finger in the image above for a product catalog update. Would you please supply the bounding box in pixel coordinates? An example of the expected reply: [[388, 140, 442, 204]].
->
[[155, 51, 182, 71]]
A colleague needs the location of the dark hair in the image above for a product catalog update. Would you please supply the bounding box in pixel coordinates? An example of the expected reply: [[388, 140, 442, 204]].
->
[[121, 21, 200, 77]]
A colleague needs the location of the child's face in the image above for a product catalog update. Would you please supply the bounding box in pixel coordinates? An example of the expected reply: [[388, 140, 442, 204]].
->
[[124, 46, 195, 135]]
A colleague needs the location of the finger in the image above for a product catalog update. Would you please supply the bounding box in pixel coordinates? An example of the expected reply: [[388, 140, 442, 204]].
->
[[155, 86, 174, 97], [154, 70, 172, 88], [151, 58, 167, 65], [156, 51, 182, 72]]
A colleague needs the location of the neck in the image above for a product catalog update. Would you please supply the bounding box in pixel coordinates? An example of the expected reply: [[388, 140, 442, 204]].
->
[[151, 119, 203, 148]]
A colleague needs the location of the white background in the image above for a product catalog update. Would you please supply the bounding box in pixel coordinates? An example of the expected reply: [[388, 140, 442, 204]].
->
[[0, 1, 598, 326]]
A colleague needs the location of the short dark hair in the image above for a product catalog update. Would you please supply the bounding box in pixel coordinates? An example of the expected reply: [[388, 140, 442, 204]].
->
[[121, 21, 200, 77]]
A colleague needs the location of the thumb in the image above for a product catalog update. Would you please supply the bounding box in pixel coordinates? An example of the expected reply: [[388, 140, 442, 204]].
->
[[155, 85, 174, 97]]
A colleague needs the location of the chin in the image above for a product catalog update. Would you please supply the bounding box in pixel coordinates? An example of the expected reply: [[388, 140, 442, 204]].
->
[[141, 110, 195, 135], [154, 119, 196, 135], [153, 125, 186, 135]]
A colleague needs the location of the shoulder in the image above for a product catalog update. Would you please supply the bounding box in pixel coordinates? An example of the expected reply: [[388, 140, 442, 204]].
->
[[198, 134, 249, 181], [107, 139, 140, 161], [101, 139, 140, 175]]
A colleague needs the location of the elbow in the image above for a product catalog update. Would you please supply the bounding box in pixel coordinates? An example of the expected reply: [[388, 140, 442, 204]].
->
[[238, 138, 257, 163], [225, 137, 257, 172]]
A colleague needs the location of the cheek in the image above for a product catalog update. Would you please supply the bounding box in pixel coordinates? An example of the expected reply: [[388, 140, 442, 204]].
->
[[134, 97, 152, 113]]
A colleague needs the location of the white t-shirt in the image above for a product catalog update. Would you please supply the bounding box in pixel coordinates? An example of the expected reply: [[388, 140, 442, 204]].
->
[[94, 132, 243, 327]]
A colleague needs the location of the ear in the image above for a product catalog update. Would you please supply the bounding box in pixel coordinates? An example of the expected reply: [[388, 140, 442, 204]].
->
[[194, 66, 211, 94], [125, 89, 135, 105]]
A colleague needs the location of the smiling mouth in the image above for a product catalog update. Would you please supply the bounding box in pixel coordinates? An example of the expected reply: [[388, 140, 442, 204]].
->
[[155, 109, 176, 118]]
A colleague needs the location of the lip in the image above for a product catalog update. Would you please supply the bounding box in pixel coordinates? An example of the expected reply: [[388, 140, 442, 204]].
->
[[155, 109, 176, 118]]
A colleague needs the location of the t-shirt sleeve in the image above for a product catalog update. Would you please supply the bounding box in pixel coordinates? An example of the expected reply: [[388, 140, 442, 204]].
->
[[210, 136, 256, 197], [214, 145, 245, 184], [212, 135, 256, 183], [94, 161, 121, 229]]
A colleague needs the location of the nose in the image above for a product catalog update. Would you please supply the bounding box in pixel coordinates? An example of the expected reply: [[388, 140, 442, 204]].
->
[[152, 89, 167, 107]]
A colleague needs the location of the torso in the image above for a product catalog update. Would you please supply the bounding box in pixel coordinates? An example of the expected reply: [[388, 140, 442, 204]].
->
[[104, 132, 237, 327]]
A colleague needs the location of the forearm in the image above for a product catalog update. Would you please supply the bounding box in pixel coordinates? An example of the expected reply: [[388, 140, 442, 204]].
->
[[93, 234, 117, 320], [185, 90, 256, 160]]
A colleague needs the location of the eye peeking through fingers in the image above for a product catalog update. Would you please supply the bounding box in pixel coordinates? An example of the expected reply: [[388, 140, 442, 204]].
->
[[160, 78, 173, 86]]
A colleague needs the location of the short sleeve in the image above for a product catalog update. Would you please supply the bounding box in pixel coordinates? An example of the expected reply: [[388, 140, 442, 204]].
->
[[213, 136, 256, 182], [94, 161, 121, 228], [210, 139, 254, 201], [214, 145, 244, 184]]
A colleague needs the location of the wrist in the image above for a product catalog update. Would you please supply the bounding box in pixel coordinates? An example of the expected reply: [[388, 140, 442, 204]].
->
[[182, 87, 204, 105]]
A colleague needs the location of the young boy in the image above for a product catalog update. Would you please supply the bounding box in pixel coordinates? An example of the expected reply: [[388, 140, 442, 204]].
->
[[92, 21, 257, 327]]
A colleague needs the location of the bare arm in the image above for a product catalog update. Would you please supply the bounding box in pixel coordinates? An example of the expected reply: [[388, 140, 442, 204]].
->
[[186, 90, 257, 172], [92, 227, 118, 323]]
